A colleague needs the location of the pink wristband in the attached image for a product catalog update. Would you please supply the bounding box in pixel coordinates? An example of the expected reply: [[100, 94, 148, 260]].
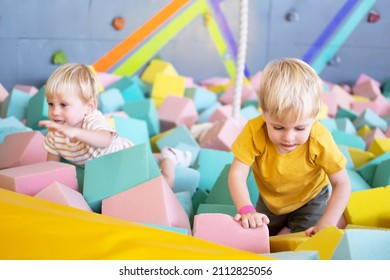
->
[[238, 205, 256, 215]]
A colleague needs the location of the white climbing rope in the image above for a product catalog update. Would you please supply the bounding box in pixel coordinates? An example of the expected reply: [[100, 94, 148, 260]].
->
[[232, 0, 249, 121]]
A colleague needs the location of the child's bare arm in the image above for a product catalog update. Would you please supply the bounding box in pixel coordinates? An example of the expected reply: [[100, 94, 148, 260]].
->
[[228, 158, 269, 229], [39, 120, 113, 148], [47, 152, 61, 162], [305, 168, 351, 236]]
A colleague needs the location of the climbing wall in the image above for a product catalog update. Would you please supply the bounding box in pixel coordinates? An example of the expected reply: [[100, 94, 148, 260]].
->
[[0, 0, 389, 91]]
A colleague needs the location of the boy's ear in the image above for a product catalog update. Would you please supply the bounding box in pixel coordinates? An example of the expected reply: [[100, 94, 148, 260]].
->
[[87, 99, 97, 113]]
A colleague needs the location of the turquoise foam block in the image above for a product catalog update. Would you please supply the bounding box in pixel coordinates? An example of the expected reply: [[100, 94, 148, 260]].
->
[[205, 164, 259, 205], [129, 75, 150, 96], [83, 143, 161, 212], [347, 169, 371, 192], [319, 118, 338, 132], [184, 86, 217, 112], [332, 229, 390, 260], [106, 76, 145, 103], [339, 145, 355, 169], [174, 166, 200, 196], [332, 130, 365, 150], [113, 115, 151, 152], [383, 78, 390, 98], [156, 125, 199, 150], [264, 250, 319, 260], [0, 88, 31, 121], [335, 118, 357, 134], [175, 191, 193, 218], [122, 99, 160, 136], [196, 203, 236, 217], [191, 188, 208, 214], [0, 116, 32, 143], [194, 148, 234, 192], [353, 108, 388, 133], [98, 88, 124, 114], [371, 158, 390, 188], [335, 108, 359, 122], [25, 86, 48, 130], [143, 223, 188, 235], [356, 151, 390, 185], [240, 105, 260, 120], [197, 102, 221, 123]]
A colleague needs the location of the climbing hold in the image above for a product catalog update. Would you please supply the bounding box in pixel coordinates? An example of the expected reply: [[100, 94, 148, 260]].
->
[[51, 51, 67, 65], [367, 10, 380, 23], [203, 11, 212, 27], [112, 17, 125, 30], [285, 10, 300, 22]]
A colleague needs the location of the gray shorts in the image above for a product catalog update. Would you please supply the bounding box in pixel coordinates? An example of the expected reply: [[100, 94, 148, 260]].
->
[[256, 186, 330, 236]]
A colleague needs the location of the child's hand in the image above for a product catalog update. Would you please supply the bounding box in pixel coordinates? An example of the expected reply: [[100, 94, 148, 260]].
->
[[38, 120, 78, 139], [234, 212, 270, 229]]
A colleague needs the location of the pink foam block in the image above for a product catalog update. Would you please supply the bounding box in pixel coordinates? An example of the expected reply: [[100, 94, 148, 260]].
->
[[193, 213, 270, 254], [352, 79, 381, 100], [97, 72, 121, 88], [250, 71, 262, 92], [330, 85, 354, 109], [0, 161, 78, 196], [199, 77, 230, 88], [207, 104, 247, 126], [322, 91, 338, 117], [363, 128, 387, 150], [354, 73, 381, 88], [13, 85, 39, 96], [219, 83, 256, 105], [34, 181, 91, 211], [157, 95, 198, 132], [351, 95, 390, 116], [0, 131, 47, 169], [102, 176, 191, 234], [0, 83, 9, 104], [198, 118, 243, 151]]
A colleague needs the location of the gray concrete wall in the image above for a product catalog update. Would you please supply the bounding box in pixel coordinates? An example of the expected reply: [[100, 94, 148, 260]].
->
[[0, 0, 389, 91]]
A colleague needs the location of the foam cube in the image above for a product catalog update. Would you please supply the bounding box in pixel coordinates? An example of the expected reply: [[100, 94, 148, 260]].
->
[[34, 181, 92, 211], [157, 95, 198, 132], [218, 82, 255, 105], [193, 213, 270, 254], [106, 76, 145, 102], [353, 108, 387, 133], [198, 118, 243, 151], [197, 102, 221, 123], [141, 59, 178, 84], [356, 151, 390, 185], [331, 130, 365, 150], [156, 125, 199, 151], [175, 191, 193, 218], [0, 116, 32, 143], [123, 99, 160, 136], [372, 159, 390, 188], [25, 86, 48, 130], [0, 83, 9, 105], [363, 128, 386, 150], [270, 231, 309, 252], [335, 107, 359, 122], [83, 143, 161, 212], [346, 169, 371, 192], [344, 186, 390, 228], [0, 161, 78, 196], [151, 73, 186, 108], [195, 148, 234, 192], [102, 175, 191, 234], [196, 203, 236, 216], [96, 72, 121, 88], [207, 104, 246, 125], [184, 86, 217, 112], [295, 226, 344, 260], [335, 118, 356, 134], [0, 88, 31, 121], [98, 88, 125, 114], [332, 229, 390, 260], [367, 138, 390, 157], [347, 147, 375, 168], [265, 250, 319, 260], [0, 131, 47, 169], [173, 166, 200, 196], [191, 188, 208, 214], [200, 77, 231, 93], [352, 79, 381, 100]]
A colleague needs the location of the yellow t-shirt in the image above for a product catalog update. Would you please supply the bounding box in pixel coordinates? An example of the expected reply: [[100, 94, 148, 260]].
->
[[231, 115, 347, 215]]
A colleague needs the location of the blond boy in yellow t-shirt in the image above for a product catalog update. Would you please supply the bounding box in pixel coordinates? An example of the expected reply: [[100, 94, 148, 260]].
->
[[228, 58, 351, 237]]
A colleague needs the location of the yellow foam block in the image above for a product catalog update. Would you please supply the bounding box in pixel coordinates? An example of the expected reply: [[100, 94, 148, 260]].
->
[[345, 224, 390, 231], [351, 95, 370, 102], [357, 124, 371, 137], [295, 226, 344, 260], [347, 146, 375, 168], [141, 59, 178, 84], [368, 138, 390, 157], [150, 129, 171, 152], [316, 104, 328, 120], [269, 231, 309, 253], [344, 186, 390, 228], [0, 189, 272, 260], [207, 80, 232, 93], [151, 73, 186, 108]]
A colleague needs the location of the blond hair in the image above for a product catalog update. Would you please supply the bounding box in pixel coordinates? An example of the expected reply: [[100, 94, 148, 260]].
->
[[258, 58, 323, 122], [45, 63, 99, 104]]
